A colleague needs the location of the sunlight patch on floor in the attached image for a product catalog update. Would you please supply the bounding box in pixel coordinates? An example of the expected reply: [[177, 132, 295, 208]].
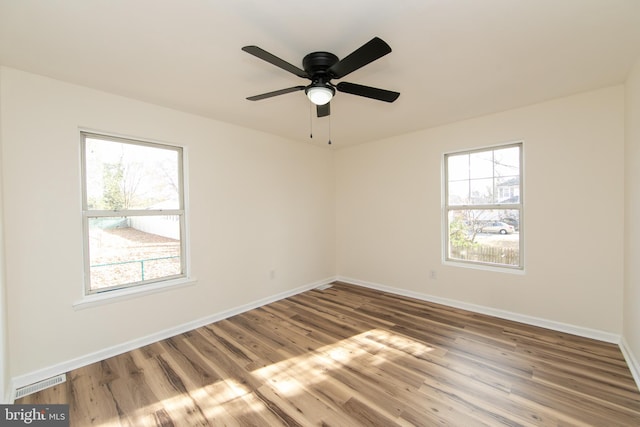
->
[[252, 328, 435, 397], [93, 328, 437, 425]]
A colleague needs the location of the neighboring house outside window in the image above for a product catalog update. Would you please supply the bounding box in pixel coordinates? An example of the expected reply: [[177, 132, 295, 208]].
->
[[444, 142, 523, 269], [497, 177, 520, 203], [81, 132, 187, 294]]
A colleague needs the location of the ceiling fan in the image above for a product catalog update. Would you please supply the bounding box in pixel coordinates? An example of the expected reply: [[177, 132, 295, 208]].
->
[[242, 37, 400, 118]]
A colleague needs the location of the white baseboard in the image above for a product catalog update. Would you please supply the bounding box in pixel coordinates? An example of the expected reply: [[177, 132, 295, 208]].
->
[[620, 336, 640, 392], [337, 276, 621, 343], [9, 276, 336, 403]]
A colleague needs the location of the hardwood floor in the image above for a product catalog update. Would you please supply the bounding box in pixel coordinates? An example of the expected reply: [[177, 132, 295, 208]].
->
[[17, 282, 640, 426]]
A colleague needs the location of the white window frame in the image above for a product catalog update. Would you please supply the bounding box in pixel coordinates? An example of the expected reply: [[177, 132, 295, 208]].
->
[[443, 142, 524, 271], [80, 131, 188, 296]]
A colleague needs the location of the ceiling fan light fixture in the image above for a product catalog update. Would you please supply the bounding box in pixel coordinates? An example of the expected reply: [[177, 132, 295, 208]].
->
[[306, 85, 334, 105]]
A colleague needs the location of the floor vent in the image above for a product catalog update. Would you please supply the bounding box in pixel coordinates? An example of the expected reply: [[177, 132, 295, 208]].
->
[[14, 374, 66, 400], [315, 284, 333, 291]]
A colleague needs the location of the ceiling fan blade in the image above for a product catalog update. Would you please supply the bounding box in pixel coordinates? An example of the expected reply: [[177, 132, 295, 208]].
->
[[242, 46, 309, 78], [246, 86, 305, 101], [328, 37, 392, 79], [336, 82, 400, 102], [317, 103, 330, 118]]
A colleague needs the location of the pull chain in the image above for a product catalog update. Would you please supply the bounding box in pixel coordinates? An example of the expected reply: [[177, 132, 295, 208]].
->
[[309, 102, 313, 139], [328, 113, 332, 145]]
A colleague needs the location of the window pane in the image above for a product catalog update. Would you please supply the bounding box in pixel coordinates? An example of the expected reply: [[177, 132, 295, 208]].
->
[[469, 151, 494, 179], [470, 178, 494, 204], [448, 209, 520, 267], [88, 216, 182, 291], [85, 138, 180, 210], [448, 180, 469, 205], [496, 176, 520, 203], [494, 146, 520, 177], [447, 154, 469, 181]]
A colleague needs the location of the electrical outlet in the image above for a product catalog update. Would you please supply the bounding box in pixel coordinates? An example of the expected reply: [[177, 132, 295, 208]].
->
[[430, 270, 437, 280], [270, 270, 276, 280]]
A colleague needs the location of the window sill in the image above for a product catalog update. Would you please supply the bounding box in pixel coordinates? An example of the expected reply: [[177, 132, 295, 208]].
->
[[444, 260, 525, 275], [73, 277, 197, 310]]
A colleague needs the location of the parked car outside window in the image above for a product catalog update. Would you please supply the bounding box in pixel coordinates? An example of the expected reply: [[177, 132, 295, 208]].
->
[[500, 217, 519, 230], [478, 221, 515, 234]]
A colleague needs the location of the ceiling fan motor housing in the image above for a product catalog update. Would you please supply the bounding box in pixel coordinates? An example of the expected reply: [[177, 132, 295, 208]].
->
[[303, 52, 339, 78], [303, 52, 338, 100]]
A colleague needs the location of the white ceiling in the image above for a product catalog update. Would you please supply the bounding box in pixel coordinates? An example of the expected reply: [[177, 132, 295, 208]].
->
[[1, 0, 640, 147]]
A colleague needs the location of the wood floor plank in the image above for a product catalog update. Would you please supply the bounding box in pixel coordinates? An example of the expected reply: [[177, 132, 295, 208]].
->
[[16, 282, 640, 426], [509, 375, 640, 426]]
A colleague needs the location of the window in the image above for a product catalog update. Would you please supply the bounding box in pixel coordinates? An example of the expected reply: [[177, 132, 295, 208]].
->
[[81, 132, 187, 294], [444, 143, 523, 269]]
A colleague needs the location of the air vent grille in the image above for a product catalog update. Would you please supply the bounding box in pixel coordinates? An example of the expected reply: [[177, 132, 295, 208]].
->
[[14, 374, 66, 400]]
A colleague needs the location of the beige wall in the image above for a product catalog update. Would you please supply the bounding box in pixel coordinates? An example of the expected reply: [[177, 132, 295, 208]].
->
[[0, 67, 7, 401], [336, 86, 625, 334], [0, 65, 635, 389], [0, 67, 336, 379], [624, 58, 640, 370]]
